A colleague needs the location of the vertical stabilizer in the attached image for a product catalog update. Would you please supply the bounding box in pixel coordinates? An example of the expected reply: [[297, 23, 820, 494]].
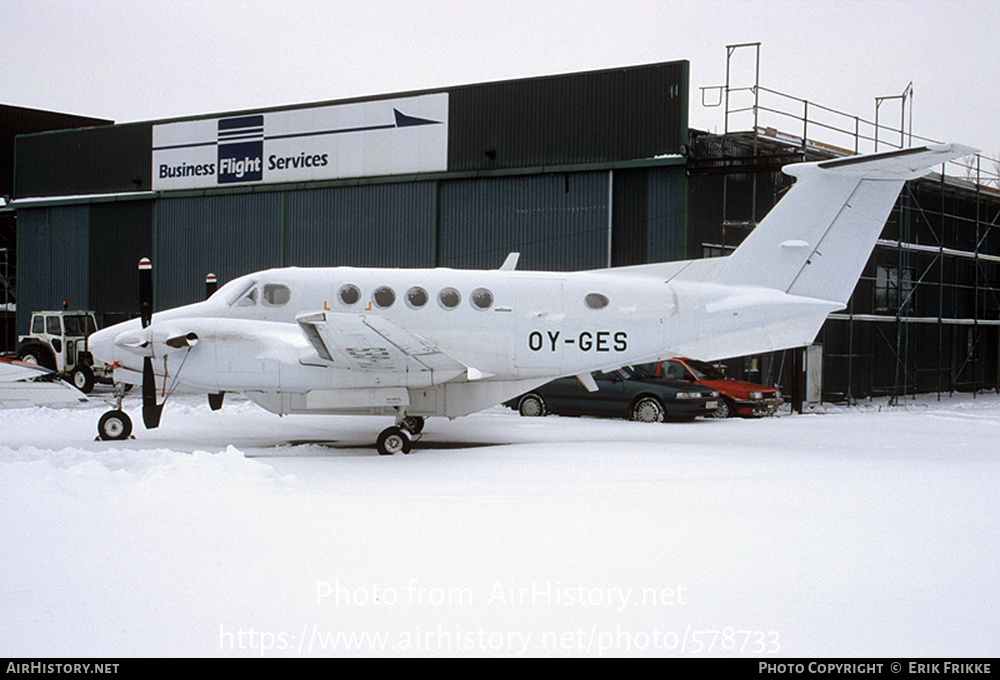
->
[[716, 144, 977, 306]]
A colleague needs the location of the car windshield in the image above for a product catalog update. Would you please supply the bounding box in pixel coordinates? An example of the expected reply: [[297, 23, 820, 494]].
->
[[63, 315, 97, 336], [625, 364, 658, 380], [683, 359, 727, 380]]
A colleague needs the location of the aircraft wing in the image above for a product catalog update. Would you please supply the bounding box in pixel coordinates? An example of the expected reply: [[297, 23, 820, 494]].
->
[[0, 357, 54, 382], [0, 357, 87, 409], [296, 311, 482, 383]]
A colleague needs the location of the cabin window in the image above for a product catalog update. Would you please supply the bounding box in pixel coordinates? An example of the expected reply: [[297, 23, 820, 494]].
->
[[262, 283, 291, 307], [585, 292, 609, 310], [31, 316, 45, 334], [338, 284, 361, 306], [373, 286, 396, 309], [470, 287, 494, 310], [406, 286, 428, 309], [438, 287, 461, 310]]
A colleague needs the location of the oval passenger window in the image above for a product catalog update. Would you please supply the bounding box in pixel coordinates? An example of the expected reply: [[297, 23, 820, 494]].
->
[[373, 286, 396, 309], [438, 287, 461, 310], [585, 292, 609, 310], [406, 286, 428, 309], [338, 284, 361, 306], [470, 287, 494, 310]]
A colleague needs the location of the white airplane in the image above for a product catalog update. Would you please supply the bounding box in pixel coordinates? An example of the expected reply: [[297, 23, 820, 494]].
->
[[0, 357, 88, 410], [88, 143, 975, 453]]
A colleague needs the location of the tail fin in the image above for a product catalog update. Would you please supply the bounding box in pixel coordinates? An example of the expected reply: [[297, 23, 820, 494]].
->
[[716, 143, 977, 305]]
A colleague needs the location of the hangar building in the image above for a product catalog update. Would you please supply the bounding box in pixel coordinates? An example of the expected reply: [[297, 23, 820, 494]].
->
[[7, 60, 999, 402]]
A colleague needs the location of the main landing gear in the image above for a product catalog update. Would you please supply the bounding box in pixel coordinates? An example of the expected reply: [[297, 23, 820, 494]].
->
[[376, 414, 425, 455]]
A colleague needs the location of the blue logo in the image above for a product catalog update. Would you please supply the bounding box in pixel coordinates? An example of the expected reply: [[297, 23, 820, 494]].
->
[[217, 116, 263, 184]]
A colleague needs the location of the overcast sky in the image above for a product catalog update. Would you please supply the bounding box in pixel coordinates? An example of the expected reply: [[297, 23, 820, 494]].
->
[[3, 0, 998, 156]]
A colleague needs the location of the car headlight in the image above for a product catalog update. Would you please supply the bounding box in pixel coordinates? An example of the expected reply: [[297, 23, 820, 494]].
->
[[675, 392, 699, 399], [748, 391, 764, 400]]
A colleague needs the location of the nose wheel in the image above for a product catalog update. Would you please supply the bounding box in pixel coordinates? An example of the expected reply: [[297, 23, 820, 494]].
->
[[97, 382, 134, 441]]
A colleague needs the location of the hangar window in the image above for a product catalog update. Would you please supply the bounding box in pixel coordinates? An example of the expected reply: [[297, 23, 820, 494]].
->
[[373, 286, 396, 309], [263, 284, 291, 307], [470, 287, 494, 310], [338, 284, 361, 306], [584, 293, 609, 310], [438, 287, 461, 310], [406, 286, 428, 309]]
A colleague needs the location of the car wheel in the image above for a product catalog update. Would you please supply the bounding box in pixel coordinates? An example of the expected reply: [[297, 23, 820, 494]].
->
[[631, 397, 665, 423], [517, 393, 546, 417], [712, 398, 733, 419]]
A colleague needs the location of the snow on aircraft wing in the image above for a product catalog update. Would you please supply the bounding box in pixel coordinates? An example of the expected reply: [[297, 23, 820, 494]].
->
[[296, 312, 479, 382], [0, 357, 54, 382], [0, 357, 88, 409]]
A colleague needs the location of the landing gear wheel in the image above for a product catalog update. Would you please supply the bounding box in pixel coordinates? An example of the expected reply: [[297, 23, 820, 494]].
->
[[70, 365, 95, 393], [517, 393, 546, 417], [377, 426, 411, 455], [401, 416, 425, 434], [98, 410, 132, 441], [631, 397, 665, 423]]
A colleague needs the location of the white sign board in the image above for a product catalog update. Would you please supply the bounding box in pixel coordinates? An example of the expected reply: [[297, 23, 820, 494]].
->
[[152, 93, 448, 190]]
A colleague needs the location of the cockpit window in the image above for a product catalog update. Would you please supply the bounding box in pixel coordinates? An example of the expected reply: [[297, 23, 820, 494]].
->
[[262, 283, 291, 307], [219, 278, 258, 307], [235, 286, 258, 307]]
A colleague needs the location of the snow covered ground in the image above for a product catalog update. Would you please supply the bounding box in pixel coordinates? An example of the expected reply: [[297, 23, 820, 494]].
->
[[1, 388, 997, 657]]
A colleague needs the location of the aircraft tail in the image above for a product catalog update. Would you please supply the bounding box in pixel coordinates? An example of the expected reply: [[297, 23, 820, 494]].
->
[[715, 143, 977, 306]]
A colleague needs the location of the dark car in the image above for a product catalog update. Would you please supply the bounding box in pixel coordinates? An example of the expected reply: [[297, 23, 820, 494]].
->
[[504, 365, 719, 423], [646, 358, 782, 418]]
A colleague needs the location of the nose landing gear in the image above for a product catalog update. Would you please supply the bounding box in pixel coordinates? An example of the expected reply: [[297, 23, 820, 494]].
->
[[97, 382, 134, 441]]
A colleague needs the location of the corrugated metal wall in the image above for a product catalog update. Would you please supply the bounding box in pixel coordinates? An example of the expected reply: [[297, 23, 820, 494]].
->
[[438, 172, 609, 271], [88, 201, 153, 319], [448, 61, 688, 171], [155, 194, 284, 309], [645, 166, 687, 263], [14, 122, 151, 198], [15, 206, 89, 333], [285, 182, 436, 268]]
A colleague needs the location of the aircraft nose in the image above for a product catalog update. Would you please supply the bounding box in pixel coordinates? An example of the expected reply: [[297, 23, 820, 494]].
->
[[88, 325, 117, 365]]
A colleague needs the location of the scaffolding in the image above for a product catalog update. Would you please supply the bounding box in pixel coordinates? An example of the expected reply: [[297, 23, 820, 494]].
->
[[695, 43, 1000, 403]]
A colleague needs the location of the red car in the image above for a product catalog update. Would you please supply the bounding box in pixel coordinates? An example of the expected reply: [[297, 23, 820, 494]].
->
[[646, 358, 782, 418]]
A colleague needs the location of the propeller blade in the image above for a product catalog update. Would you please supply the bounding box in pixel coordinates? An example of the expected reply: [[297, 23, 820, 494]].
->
[[138, 258, 162, 429], [139, 258, 153, 328], [142, 357, 163, 429]]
